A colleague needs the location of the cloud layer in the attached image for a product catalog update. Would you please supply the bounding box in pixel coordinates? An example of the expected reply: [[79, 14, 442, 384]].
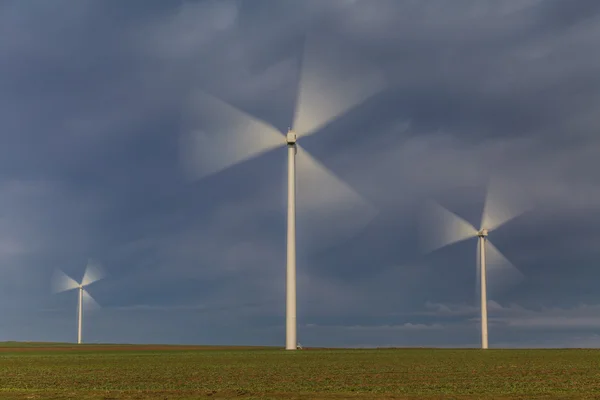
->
[[0, 0, 599, 347]]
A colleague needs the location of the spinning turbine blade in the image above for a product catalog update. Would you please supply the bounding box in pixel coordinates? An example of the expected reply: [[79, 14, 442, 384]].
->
[[420, 201, 478, 253], [52, 270, 79, 293], [180, 90, 285, 180], [81, 259, 104, 287], [292, 35, 384, 138], [484, 240, 525, 296], [481, 177, 530, 232], [295, 145, 378, 253], [82, 289, 101, 310]]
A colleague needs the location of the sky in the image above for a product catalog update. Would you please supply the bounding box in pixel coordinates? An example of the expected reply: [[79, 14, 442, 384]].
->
[[1, 0, 600, 348]]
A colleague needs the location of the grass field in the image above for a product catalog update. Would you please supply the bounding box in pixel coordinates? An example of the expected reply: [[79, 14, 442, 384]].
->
[[1, 343, 600, 399]]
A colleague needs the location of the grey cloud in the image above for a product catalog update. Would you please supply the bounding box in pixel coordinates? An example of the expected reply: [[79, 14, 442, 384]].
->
[[306, 322, 444, 331], [418, 301, 600, 331], [1, 0, 600, 347], [487, 303, 600, 330]]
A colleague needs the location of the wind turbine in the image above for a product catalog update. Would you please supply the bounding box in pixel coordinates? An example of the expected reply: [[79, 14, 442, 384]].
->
[[52, 260, 104, 344], [179, 36, 382, 350], [420, 179, 528, 349]]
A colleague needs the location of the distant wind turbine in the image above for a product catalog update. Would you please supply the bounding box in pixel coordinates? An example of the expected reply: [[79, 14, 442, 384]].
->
[[420, 179, 528, 349], [179, 35, 382, 350], [52, 259, 104, 344]]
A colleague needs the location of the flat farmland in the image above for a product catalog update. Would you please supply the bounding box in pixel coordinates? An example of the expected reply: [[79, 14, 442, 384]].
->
[[1, 344, 600, 399]]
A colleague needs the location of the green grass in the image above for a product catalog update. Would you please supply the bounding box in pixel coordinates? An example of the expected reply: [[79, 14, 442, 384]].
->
[[1, 344, 600, 399]]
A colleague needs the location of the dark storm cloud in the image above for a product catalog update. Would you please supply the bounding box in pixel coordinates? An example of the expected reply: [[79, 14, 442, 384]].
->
[[0, 0, 599, 347]]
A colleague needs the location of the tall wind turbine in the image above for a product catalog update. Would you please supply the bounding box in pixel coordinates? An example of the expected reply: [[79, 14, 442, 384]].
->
[[179, 37, 382, 350], [52, 260, 104, 344], [420, 179, 528, 349]]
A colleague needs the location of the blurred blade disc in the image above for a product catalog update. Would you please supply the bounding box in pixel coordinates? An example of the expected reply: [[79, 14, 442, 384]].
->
[[481, 176, 530, 232], [485, 240, 525, 297], [180, 90, 285, 180], [82, 259, 104, 287], [295, 145, 378, 254], [292, 34, 384, 138], [51, 269, 79, 293], [419, 201, 478, 253], [82, 289, 101, 311]]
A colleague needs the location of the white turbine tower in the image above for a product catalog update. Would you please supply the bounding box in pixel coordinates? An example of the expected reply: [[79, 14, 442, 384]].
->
[[52, 260, 104, 344], [420, 179, 528, 349], [179, 37, 382, 350]]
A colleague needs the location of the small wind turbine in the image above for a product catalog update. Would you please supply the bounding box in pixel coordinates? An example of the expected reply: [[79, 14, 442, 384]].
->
[[52, 260, 104, 344], [420, 179, 528, 349], [179, 36, 382, 350]]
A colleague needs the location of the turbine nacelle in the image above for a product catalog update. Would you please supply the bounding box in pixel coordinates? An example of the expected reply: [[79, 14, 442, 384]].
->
[[286, 128, 297, 146], [478, 229, 488, 238]]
